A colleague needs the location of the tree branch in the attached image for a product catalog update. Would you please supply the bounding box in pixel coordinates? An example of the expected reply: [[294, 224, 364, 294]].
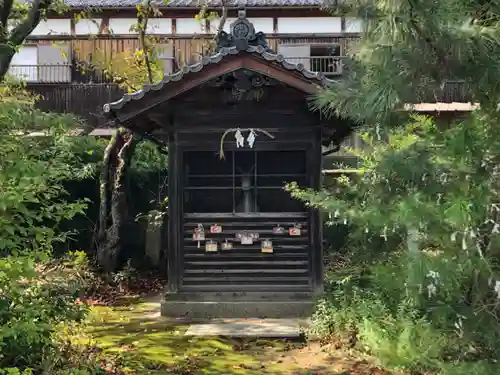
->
[[137, 0, 153, 83], [0, 0, 52, 81], [0, 0, 14, 35], [10, 0, 51, 45]]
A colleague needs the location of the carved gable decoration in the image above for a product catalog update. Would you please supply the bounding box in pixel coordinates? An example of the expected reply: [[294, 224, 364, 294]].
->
[[216, 8, 269, 52]]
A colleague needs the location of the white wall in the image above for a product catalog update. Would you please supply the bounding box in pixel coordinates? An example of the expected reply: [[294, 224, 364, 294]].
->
[[9, 46, 38, 81], [176, 18, 205, 34], [75, 18, 101, 35], [210, 17, 274, 34], [108, 18, 172, 34], [277, 17, 342, 33], [247, 18, 274, 34], [31, 19, 71, 35], [27, 16, 362, 37], [108, 18, 137, 34], [147, 18, 173, 34]]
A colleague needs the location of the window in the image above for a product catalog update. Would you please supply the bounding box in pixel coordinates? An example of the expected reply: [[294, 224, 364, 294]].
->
[[183, 150, 308, 214]]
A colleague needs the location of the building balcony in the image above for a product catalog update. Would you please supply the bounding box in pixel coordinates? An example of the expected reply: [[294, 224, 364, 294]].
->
[[8, 64, 109, 84], [282, 56, 343, 76]]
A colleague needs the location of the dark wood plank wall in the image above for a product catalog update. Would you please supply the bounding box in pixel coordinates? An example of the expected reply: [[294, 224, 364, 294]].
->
[[164, 83, 323, 294]]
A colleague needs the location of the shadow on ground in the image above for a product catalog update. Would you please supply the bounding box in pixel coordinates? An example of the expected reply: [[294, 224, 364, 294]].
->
[[76, 295, 386, 375]]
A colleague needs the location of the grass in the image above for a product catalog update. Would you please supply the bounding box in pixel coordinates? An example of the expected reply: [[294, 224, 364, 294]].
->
[[70, 295, 381, 375]]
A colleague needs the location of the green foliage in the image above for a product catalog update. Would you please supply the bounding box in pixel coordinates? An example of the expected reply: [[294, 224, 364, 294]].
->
[[0, 252, 90, 370], [316, 0, 500, 121], [0, 369, 33, 375], [0, 83, 92, 254], [0, 83, 95, 371], [301, 2, 500, 372], [292, 114, 500, 373], [131, 140, 168, 173]]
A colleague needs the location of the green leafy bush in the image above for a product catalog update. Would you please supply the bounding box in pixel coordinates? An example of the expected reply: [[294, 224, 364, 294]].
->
[[0, 83, 95, 372], [289, 115, 500, 373]]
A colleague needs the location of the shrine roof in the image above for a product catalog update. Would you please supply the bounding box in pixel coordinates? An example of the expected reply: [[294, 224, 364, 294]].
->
[[103, 46, 333, 114], [103, 8, 335, 116]]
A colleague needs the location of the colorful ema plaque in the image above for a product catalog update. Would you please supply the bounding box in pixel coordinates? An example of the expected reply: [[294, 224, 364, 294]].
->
[[261, 239, 273, 253], [210, 224, 222, 233], [272, 225, 285, 235], [205, 240, 218, 252], [289, 223, 301, 236]]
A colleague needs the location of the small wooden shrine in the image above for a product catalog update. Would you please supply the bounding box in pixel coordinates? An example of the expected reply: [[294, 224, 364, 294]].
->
[[103, 9, 353, 318]]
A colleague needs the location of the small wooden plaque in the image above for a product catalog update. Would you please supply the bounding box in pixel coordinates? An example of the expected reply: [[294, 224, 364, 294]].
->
[[210, 224, 222, 233], [193, 232, 205, 241], [205, 240, 218, 252], [261, 239, 273, 253], [289, 227, 301, 236], [241, 235, 253, 245], [221, 240, 233, 250], [273, 226, 285, 235]]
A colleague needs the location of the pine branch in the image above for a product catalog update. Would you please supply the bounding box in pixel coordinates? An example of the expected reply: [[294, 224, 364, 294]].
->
[[406, 0, 451, 75]]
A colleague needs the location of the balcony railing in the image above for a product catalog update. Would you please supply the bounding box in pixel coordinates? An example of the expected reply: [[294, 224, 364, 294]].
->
[[9, 57, 342, 83], [8, 64, 73, 84], [282, 56, 343, 76]]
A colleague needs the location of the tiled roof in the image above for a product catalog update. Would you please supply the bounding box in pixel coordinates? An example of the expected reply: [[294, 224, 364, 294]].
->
[[65, 0, 324, 8], [103, 44, 334, 113]]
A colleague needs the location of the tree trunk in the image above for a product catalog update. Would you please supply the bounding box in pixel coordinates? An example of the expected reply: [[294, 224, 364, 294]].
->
[[0, 45, 15, 81], [97, 128, 139, 271]]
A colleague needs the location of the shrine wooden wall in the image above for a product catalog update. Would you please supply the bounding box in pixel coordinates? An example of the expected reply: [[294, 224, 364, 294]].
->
[[163, 82, 324, 295]]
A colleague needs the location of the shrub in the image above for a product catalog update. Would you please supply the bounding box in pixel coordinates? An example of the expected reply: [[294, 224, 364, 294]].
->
[[0, 252, 90, 370], [290, 115, 500, 373], [0, 82, 95, 371]]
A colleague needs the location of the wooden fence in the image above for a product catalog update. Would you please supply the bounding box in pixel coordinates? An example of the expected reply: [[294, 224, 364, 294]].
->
[[28, 83, 125, 127]]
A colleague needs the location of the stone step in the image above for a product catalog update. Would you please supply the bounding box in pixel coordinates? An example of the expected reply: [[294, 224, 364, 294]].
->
[[165, 291, 316, 302], [184, 318, 306, 338], [161, 300, 314, 319]]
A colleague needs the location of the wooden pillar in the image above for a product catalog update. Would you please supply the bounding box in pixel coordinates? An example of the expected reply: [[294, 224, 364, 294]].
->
[[310, 128, 324, 294], [166, 131, 181, 294]]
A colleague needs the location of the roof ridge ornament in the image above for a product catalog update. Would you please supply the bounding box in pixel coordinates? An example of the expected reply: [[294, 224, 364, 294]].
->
[[216, 7, 269, 52]]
